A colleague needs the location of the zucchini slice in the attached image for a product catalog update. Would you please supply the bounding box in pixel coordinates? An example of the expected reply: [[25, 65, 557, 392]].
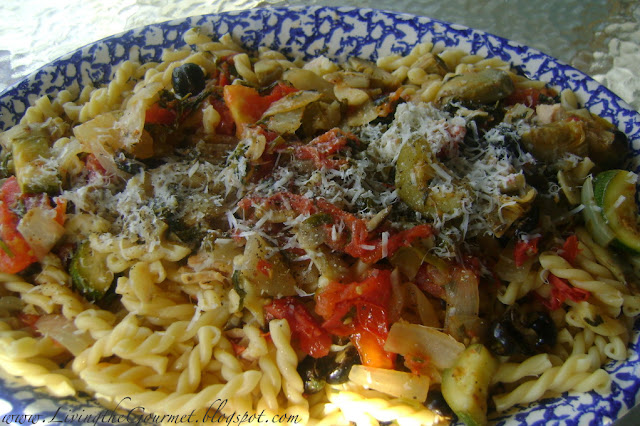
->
[[441, 343, 498, 426], [593, 169, 640, 253], [70, 241, 114, 301]]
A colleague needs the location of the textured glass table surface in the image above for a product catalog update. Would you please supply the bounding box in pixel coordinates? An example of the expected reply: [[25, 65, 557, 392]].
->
[[1, 0, 639, 112], [1, 0, 639, 424]]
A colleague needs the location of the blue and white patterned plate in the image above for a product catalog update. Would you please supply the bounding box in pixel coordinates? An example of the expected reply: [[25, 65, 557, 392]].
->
[[1, 6, 639, 426]]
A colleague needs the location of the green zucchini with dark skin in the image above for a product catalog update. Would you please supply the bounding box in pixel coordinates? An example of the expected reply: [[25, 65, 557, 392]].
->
[[592, 169, 640, 253], [70, 241, 114, 301]]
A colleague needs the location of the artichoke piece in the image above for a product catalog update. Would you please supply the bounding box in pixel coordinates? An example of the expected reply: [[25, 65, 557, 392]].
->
[[395, 137, 465, 218], [234, 234, 297, 299], [436, 68, 514, 104], [301, 100, 342, 136], [523, 107, 627, 168], [580, 113, 629, 169], [521, 119, 588, 162], [395, 137, 436, 215], [490, 187, 537, 238]]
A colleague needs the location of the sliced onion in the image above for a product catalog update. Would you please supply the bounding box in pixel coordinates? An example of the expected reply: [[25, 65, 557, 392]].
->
[[118, 81, 163, 149], [384, 322, 465, 371], [17, 207, 65, 259], [262, 91, 323, 117], [581, 175, 616, 247], [494, 244, 535, 283], [388, 269, 404, 323], [444, 266, 480, 341], [405, 282, 441, 328], [35, 314, 93, 356], [348, 364, 431, 402], [73, 112, 121, 177], [283, 69, 336, 98], [389, 246, 424, 280]]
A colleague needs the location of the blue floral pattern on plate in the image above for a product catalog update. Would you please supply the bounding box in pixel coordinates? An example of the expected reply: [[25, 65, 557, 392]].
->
[[1, 5, 639, 426]]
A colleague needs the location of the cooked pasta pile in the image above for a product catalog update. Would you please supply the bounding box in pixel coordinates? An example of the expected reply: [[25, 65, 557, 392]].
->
[[0, 27, 639, 426]]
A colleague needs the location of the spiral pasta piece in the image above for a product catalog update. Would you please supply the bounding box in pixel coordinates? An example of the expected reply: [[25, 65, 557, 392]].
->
[[492, 354, 610, 412], [539, 252, 625, 314], [327, 385, 441, 426]]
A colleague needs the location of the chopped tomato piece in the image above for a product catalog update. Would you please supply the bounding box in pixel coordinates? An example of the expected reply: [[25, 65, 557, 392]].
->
[[315, 269, 396, 368], [84, 153, 106, 175], [316, 198, 369, 258], [403, 353, 431, 376], [560, 235, 580, 265], [223, 85, 265, 136], [239, 193, 432, 264], [264, 297, 332, 358], [223, 82, 298, 137], [543, 274, 590, 310], [53, 197, 67, 226], [315, 270, 392, 324], [294, 128, 358, 169], [17, 312, 40, 329], [145, 103, 177, 125], [262, 82, 299, 104], [316, 199, 433, 263], [0, 177, 37, 273], [238, 192, 317, 216], [382, 225, 434, 262], [229, 339, 247, 356], [513, 236, 540, 267], [352, 329, 396, 370], [217, 60, 232, 87], [414, 263, 449, 299], [505, 87, 557, 108], [83, 154, 118, 185], [257, 259, 273, 277], [209, 98, 235, 136]]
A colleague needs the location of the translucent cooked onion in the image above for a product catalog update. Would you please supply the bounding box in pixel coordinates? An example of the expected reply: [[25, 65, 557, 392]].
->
[[73, 112, 122, 176], [444, 267, 481, 341], [494, 244, 536, 283], [348, 364, 431, 402], [17, 207, 65, 259], [35, 314, 93, 356], [262, 91, 323, 117], [405, 282, 441, 328], [384, 322, 465, 370]]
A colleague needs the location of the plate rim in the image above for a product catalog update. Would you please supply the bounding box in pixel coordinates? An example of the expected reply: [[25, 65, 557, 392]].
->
[[0, 5, 639, 425]]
